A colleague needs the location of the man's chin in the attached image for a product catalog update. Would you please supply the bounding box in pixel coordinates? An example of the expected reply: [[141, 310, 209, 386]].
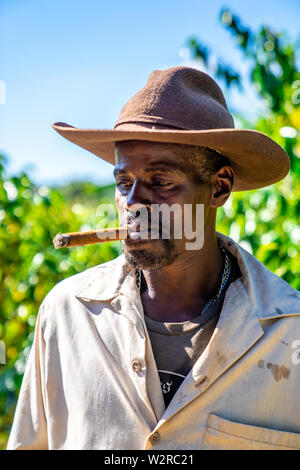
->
[[122, 240, 179, 270]]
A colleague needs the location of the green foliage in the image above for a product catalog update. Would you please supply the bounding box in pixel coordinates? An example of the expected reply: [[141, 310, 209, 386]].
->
[[54, 180, 116, 205]]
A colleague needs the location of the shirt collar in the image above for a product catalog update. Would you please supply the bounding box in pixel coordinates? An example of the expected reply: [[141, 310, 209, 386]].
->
[[74, 232, 300, 320], [74, 252, 137, 302]]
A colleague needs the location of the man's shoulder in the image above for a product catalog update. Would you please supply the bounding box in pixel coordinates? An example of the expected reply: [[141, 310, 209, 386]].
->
[[217, 232, 300, 317]]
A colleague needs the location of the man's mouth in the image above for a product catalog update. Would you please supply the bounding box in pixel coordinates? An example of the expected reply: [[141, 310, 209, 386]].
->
[[125, 228, 159, 244], [128, 227, 160, 239], [124, 220, 171, 242]]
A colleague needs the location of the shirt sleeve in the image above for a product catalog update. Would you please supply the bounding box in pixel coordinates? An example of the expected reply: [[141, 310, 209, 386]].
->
[[6, 306, 48, 450]]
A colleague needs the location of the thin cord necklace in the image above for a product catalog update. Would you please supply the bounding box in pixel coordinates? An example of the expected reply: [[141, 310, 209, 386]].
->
[[135, 242, 232, 315]]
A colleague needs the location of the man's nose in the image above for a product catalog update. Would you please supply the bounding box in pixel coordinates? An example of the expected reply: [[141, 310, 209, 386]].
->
[[126, 179, 152, 210]]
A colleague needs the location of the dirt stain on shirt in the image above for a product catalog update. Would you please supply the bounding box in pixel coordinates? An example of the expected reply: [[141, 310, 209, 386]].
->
[[266, 362, 290, 382], [257, 360, 290, 382]]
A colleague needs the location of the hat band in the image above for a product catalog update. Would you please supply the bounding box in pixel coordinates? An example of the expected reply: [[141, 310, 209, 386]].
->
[[113, 118, 193, 131]]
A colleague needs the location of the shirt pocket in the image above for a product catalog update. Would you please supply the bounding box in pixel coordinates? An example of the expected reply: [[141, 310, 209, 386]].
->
[[202, 413, 300, 450]]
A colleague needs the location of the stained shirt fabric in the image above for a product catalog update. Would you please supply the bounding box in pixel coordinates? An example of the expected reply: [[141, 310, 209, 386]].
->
[[6, 232, 300, 450]]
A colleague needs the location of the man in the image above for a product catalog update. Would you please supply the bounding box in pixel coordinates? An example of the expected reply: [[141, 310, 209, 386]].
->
[[7, 66, 300, 450]]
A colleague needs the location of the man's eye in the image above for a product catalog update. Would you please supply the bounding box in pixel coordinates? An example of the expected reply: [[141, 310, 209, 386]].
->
[[117, 181, 132, 189], [152, 180, 173, 189], [116, 180, 174, 190]]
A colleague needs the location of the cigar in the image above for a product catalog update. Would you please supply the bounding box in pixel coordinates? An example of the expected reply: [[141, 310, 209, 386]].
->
[[53, 227, 129, 249]]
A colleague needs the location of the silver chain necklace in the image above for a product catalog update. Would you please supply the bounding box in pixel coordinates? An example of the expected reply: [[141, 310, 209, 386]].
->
[[135, 242, 232, 315]]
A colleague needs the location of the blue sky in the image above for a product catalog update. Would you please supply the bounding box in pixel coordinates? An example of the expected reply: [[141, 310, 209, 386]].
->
[[0, 0, 299, 187]]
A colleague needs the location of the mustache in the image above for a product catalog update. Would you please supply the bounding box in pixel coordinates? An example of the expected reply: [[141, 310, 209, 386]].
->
[[123, 211, 154, 227], [124, 219, 173, 239], [121, 209, 176, 238]]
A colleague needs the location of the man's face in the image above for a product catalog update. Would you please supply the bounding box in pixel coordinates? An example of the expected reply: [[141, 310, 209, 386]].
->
[[114, 140, 212, 270]]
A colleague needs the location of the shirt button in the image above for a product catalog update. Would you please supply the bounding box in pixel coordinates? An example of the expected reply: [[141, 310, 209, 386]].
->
[[195, 375, 208, 387], [132, 360, 143, 373], [149, 431, 161, 445]]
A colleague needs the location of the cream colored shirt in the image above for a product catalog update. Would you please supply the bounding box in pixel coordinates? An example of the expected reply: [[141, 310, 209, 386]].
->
[[7, 232, 300, 450]]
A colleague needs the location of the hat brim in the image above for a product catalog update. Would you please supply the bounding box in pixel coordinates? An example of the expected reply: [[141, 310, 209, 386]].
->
[[52, 122, 290, 191]]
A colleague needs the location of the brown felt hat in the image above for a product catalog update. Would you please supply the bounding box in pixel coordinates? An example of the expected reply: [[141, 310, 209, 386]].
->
[[52, 66, 290, 191]]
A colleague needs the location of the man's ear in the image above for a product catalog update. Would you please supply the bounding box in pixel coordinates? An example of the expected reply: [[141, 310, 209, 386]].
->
[[210, 166, 234, 208]]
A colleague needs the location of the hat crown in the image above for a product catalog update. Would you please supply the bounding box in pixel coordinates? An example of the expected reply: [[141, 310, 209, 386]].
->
[[114, 66, 234, 131]]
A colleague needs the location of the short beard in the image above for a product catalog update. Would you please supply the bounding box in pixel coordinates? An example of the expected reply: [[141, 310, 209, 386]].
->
[[122, 238, 179, 270]]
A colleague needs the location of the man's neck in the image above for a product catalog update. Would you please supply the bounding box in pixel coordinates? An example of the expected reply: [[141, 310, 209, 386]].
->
[[140, 235, 225, 323]]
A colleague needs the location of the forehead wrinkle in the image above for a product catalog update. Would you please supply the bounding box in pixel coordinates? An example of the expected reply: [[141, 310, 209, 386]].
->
[[113, 160, 190, 178], [114, 141, 197, 179]]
